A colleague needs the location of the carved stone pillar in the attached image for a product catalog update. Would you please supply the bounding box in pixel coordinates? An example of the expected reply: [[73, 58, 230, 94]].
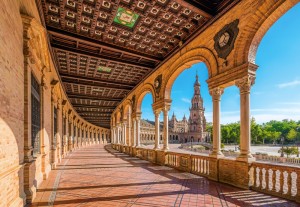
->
[[133, 118, 137, 147], [136, 114, 141, 147], [69, 119, 73, 151], [127, 114, 132, 146], [51, 96, 58, 168], [154, 110, 161, 150], [117, 125, 120, 144], [236, 75, 256, 162], [64, 114, 68, 155], [209, 87, 224, 158], [83, 128, 86, 146], [123, 121, 127, 145], [56, 101, 62, 162], [163, 107, 170, 151]]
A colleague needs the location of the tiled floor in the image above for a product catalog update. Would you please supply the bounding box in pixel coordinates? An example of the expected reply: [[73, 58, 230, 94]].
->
[[31, 144, 299, 207]]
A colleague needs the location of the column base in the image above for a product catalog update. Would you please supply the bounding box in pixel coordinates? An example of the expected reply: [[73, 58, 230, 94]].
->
[[236, 153, 256, 163], [209, 151, 224, 158], [162, 147, 169, 151], [153, 146, 161, 150]]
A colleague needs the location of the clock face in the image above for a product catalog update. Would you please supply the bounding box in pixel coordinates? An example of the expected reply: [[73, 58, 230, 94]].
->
[[218, 32, 230, 48]]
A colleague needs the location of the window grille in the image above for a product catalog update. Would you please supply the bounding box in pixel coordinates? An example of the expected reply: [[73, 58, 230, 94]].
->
[[31, 74, 41, 156]]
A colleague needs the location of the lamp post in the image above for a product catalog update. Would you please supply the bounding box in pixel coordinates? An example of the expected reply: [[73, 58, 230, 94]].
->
[[280, 136, 284, 157]]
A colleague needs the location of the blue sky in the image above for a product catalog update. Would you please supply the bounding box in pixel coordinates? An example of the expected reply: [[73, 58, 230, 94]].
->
[[142, 3, 300, 123]]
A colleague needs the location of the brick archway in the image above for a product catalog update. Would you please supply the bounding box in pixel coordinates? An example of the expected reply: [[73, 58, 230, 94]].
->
[[135, 84, 155, 114], [163, 47, 217, 100], [234, 0, 299, 66]]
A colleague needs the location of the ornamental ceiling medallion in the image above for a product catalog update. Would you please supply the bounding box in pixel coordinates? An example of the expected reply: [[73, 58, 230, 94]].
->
[[97, 66, 111, 73], [214, 19, 239, 60], [113, 7, 139, 29]]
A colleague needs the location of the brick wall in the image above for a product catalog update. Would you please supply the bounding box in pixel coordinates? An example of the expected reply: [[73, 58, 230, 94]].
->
[[0, 0, 26, 206]]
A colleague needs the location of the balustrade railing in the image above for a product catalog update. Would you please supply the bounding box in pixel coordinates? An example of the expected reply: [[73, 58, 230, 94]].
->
[[191, 155, 210, 176], [249, 162, 300, 202], [111, 143, 299, 203]]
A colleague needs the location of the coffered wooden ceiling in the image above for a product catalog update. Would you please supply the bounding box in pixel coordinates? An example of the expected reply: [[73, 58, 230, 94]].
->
[[38, 0, 238, 128]]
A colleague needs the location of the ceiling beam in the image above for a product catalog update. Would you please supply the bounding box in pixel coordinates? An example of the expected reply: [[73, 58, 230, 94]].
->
[[67, 93, 123, 102], [48, 30, 160, 67], [77, 110, 113, 113], [60, 73, 135, 90], [62, 78, 132, 91], [80, 114, 110, 119], [47, 28, 161, 62], [53, 44, 154, 68], [73, 104, 116, 109]]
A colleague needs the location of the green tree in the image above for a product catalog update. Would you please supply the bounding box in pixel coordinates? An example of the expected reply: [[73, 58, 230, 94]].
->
[[286, 129, 297, 142], [278, 146, 299, 158]]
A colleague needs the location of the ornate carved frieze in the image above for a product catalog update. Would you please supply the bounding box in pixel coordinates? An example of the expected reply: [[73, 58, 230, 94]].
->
[[214, 19, 239, 59]]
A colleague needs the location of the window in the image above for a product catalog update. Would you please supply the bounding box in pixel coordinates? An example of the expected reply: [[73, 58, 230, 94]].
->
[[31, 73, 41, 156]]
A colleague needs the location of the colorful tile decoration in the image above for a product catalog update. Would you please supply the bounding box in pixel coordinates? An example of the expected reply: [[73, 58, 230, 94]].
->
[[113, 7, 139, 28], [97, 66, 111, 73]]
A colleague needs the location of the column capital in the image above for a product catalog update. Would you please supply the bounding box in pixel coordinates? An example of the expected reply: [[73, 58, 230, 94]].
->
[[153, 109, 161, 116], [132, 112, 142, 120], [235, 75, 255, 94], [209, 87, 224, 100]]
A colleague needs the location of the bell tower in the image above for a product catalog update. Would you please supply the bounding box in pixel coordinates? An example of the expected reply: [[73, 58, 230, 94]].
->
[[188, 73, 206, 141]]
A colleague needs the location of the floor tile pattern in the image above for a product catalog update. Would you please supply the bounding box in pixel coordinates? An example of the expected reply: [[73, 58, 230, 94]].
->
[[31, 145, 299, 207]]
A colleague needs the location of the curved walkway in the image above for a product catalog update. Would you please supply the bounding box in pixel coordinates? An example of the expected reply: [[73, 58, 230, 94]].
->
[[31, 145, 298, 207]]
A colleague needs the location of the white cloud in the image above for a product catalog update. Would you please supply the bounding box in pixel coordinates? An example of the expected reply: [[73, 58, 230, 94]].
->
[[277, 102, 300, 106], [181, 98, 190, 103], [277, 80, 300, 88]]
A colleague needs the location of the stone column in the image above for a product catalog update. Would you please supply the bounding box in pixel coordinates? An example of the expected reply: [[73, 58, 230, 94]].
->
[[79, 126, 82, 147], [110, 129, 113, 144], [163, 107, 169, 151], [69, 120, 73, 151], [154, 110, 161, 150], [127, 114, 132, 146], [123, 121, 127, 145], [113, 127, 116, 144], [83, 128, 86, 146], [209, 87, 224, 158], [136, 115, 141, 147], [75, 123, 79, 148], [64, 115, 68, 155], [236, 75, 256, 162], [56, 101, 62, 162], [117, 125, 120, 144], [133, 118, 137, 147]]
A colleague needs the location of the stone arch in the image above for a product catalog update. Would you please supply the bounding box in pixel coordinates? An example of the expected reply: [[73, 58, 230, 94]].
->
[[163, 47, 217, 100], [234, 0, 299, 66], [123, 99, 132, 119], [135, 83, 155, 113]]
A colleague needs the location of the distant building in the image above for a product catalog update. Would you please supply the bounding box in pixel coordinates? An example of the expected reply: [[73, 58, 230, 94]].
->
[[140, 74, 209, 145]]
